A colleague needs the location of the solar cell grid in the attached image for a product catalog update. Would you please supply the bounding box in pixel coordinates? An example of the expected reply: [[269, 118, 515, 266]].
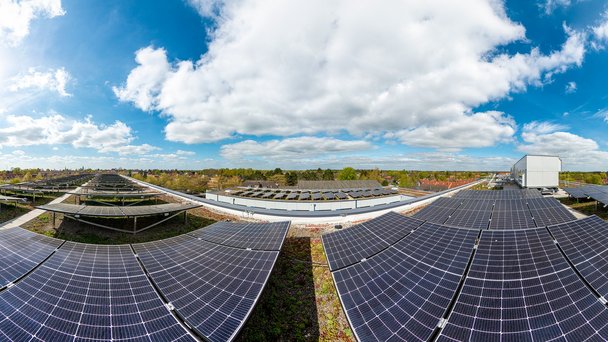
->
[[0, 228, 63, 288], [331, 224, 477, 341], [444, 209, 491, 230], [190, 221, 289, 251], [549, 215, 608, 298], [489, 209, 535, 230], [0, 241, 193, 341], [526, 197, 563, 209], [439, 228, 608, 341], [412, 197, 462, 224], [134, 237, 280, 342], [322, 212, 424, 271], [529, 206, 576, 227], [563, 187, 589, 199]]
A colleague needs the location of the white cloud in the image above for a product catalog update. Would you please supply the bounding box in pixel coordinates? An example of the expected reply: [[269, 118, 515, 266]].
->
[[518, 121, 608, 170], [10, 67, 71, 96], [116, 0, 586, 151], [187, 0, 223, 18], [220, 136, 372, 160], [565, 81, 576, 93], [0, 0, 65, 46], [0, 114, 159, 155], [593, 109, 608, 123], [592, 12, 608, 48], [176, 149, 196, 156], [386, 111, 516, 151], [112, 46, 170, 111], [541, 0, 571, 15]]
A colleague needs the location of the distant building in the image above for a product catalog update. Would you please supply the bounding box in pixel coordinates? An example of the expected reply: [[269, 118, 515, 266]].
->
[[511, 155, 561, 188]]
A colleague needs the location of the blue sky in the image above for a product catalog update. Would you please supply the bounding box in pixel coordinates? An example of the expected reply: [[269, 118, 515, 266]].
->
[[1, 0, 607, 171]]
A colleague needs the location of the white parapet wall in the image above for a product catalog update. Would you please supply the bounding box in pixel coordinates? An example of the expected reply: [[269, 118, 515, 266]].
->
[[205, 193, 406, 211], [124, 175, 484, 224]]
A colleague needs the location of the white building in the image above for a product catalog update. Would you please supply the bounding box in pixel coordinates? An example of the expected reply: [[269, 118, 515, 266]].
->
[[511, 155, 562, 188]]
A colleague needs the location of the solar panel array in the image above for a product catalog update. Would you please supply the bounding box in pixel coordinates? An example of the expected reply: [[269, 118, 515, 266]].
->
[[453, 189, 542, 200], [329, 222, 477, 341], [439, 229, 608, 341], [133, 220, 289, 341], [413, 195, 575, 229], [549, 215, 608, 298], [0, 242, 194, 341], [413, 197, 461, 224], [0, 228, 62, 288], [322, 212, 424, 271], [0, 220, 289, 342], [564, 185, 608, 206], [190, 221, 290, 250], [324, 189, 608, 341], [38, 202, 201, 217]]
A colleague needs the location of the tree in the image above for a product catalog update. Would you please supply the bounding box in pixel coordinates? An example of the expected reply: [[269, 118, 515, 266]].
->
[[322, 169, 334, 180], [286, 172, 298, 186], [338, 167, 357, 180]]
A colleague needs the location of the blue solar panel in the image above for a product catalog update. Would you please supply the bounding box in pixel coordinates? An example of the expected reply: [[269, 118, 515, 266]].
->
[[413, 197, 462, 224], [0, 242, 193, 341], [190, 221, 289, 251], [133, 226, 286, 342], [0, 228, 63, 288], [439, 228, 608, 341], [549, 215, 608, 298], [332, 223, 477, 341], [322, 212, 424, 271]]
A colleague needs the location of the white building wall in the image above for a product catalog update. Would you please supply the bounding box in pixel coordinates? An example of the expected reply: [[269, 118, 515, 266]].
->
[[512, 155, 561, 188]]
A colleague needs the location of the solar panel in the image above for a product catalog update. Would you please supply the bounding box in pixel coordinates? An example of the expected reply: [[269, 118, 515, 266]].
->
[[335, 192, 348, 200], [311, 193, 322, 200], [78, 205, 125, 216], [299, 192, 310, 200], [322, 212, 425, 271], [332, 223, 477, 341], [529, 206, 576, 227], [439, 228, 608, 341], [0, 242, 193, 341], [190, 221, 290, 251], [133, 235, 281, 342], [286, 192, 298, 200], [120, 203, 201, 216], [549, 215, 608, 298], [413, 197, 462, 224], [0, 228, 63, 288], [489, 199, 535, 229], [444, 208, 492, 230], [563, 187, 590, 199], [37, 203, 85, 214], [526, 197, 563, 209], [589, 192, 608, 207]]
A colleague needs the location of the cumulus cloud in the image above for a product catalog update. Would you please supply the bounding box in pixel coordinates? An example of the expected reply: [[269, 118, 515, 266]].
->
[[565, 81, 576, 93], [114, 0, 586, 150], [0, 114, 159, 155], [220, 136, 372, 160], [0, 0, 65, 45], [518, 121, 608, 170], [10, 67, 71, 96], [112, 47, 170, 111]]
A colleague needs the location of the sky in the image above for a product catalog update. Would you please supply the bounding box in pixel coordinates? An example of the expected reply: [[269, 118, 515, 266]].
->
[[0, 0, 608, 171]]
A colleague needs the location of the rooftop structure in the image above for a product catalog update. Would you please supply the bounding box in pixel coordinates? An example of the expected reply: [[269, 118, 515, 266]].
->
[[511, 155, 562, 188]]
